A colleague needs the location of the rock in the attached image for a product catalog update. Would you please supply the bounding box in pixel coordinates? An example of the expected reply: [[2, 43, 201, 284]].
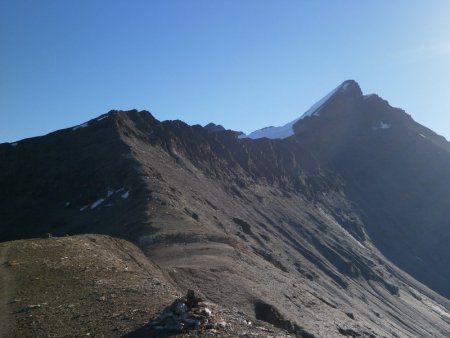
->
[[345, 312, 355, 320], [338, 327, 361, 336], [205, 323, 216, 329], [175, 302, 187, 315], [217, 320, 227, 328], [24, 304, 41, 311], [148, 290, 219, 333], [186, 289, 201, 308], [202, 307, 212, 317], [165, 321, 184, 331], [157, 311, 172, 321], [183, 318, 200, 329], [191, 313, 208, 320]]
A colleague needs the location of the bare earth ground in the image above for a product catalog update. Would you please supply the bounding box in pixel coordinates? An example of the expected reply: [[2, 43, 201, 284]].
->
[[0, 242, 16, 336], [0, 235, 293, 338]]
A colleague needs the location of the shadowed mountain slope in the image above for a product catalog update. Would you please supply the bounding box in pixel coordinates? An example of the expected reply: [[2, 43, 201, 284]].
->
[[293, 80, 450, 299]]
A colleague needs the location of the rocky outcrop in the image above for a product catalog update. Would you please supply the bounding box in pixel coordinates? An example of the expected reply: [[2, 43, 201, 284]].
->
[[148, 290, 219, 332]]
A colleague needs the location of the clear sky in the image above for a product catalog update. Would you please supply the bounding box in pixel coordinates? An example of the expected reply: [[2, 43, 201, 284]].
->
[[2, 1, 450, 143]]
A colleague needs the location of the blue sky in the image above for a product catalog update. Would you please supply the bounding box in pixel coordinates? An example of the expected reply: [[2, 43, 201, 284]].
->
[[2, 1, 450, 142]]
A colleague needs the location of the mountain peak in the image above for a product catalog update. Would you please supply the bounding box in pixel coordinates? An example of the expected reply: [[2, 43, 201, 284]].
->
[[299, 80, 361, 120], [239, 80, 364, 140], [339, 79, 363, 99], [341, 79, 360, 90]]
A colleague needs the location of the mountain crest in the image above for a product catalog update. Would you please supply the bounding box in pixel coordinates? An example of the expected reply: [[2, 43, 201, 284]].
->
[[3, 81, 450, 337], [340, 79, 362, 95], [239, 80, 363, 140]]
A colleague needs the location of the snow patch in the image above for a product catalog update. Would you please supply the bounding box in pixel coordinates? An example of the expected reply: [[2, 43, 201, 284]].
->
[[72, 122, 88, 131], [419, 133, 427, 139], [238, 118, 301, 140], [424, 298, 450, 320], [97, 115, 108, 121], [372, 121, 391, 130], [91, 198, 105, 209], [416, 256, 424, 262], [79, 187, 129, 212], [239, 83, 343, 140], [300, 83, 342, 119], [11, 142, 18, 146]]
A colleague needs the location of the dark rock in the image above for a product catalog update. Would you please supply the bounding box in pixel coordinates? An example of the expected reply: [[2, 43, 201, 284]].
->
[[254, 301, 315, 337], [345, 312, 355, 320], [186, 289, 201, 309], [338, 327, 361, 337]]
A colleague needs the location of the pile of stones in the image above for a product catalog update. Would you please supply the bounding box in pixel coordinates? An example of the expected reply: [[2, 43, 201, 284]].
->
[[149, 290, 226, 333]]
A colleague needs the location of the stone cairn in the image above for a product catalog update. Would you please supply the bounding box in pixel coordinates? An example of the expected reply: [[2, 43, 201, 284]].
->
[[149, 290, 226, 333]]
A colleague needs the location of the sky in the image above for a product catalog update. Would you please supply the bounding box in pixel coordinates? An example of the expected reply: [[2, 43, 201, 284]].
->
[[2, 1, 450, 142]]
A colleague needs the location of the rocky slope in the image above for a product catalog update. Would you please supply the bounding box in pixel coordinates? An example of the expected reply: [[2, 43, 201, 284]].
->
[[293, 80, 450, 299], [0, 235, 292, 338], [0, 234, 178, 337], [1, 81, 450, 337]]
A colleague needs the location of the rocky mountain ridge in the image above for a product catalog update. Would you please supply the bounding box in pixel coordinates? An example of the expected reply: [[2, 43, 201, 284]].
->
[[2, 80, 450, 337]]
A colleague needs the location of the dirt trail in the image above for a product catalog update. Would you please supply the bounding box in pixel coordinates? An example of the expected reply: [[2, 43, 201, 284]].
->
[[0, 242, 15, 338]]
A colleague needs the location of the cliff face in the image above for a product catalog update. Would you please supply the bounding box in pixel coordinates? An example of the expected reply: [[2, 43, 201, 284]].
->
[[2, 81, 450, 336]]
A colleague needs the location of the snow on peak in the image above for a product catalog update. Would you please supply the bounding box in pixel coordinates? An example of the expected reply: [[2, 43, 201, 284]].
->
[[300, 82, 344, 119], [72, 122, 88, 131], [372, 121, 391, 130], [239, 82, 346, 140], [97, 115, 109, 121], [238, 117, 301, 140], [342, 82, 351, 91]]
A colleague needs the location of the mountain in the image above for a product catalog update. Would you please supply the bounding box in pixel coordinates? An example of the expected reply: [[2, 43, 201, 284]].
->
[[294, 80, 450, 300], [245, 80, 450, 299], [2, 80, 450, 337], [239, 81, 347, 140]]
